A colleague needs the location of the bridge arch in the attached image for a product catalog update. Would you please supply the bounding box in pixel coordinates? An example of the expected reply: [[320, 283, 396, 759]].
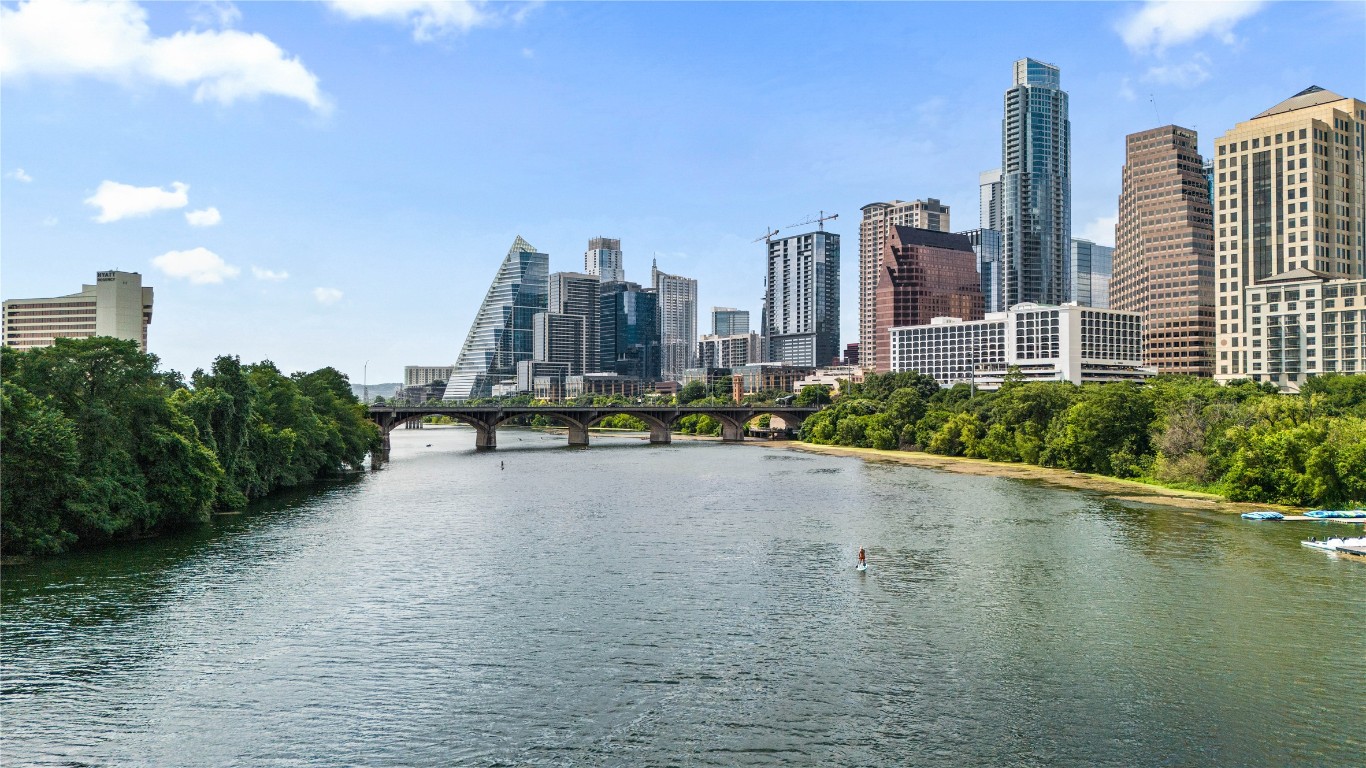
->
[[491, 411, 591, 447], [584, 409, 673, 445]]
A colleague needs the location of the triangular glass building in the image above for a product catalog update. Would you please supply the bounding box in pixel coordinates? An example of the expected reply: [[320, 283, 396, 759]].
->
[[442, 236, 548, 401]]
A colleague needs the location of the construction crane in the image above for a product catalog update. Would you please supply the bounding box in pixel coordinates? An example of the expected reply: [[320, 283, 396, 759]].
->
[[788, 210, 839, 231], [752, 227, 782, 244]]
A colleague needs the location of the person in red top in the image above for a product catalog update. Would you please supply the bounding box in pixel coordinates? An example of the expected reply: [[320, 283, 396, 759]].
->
[[858, 547, 866, 566]]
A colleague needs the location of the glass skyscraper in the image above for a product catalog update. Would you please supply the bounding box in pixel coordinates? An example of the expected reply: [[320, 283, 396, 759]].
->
[[1070, 238, 1113, 309], [443, 236, 548, 400], [652, 260, 698, 382], [1001, 58, 1071, 308], [765, 229, 840, 367], [599, 281, 661, 381]]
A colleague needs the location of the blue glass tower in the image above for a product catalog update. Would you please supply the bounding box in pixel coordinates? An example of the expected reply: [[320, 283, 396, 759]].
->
[[443, 236, 548, 400], [1001, 58, 1071, 308]]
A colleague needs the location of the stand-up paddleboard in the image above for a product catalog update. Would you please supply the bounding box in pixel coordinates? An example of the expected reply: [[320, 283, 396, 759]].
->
[[856, 562, 867, 572]]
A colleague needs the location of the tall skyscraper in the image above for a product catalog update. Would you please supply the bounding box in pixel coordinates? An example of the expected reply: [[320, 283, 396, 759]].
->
[[584, 237, 625, 283], [443, 236, 548, 400], [1001, 58, 1071, 308], [3, 270, 153, 352], [711, 307, 750, 336], [1111, 125, 1216, 376], [766, 229, 840, 367], [599, 281, 660, 381], [539, 271, 601, 375], [651, 260, 697, 381], [1213, 86, 1365, 386], [979, 169, 1003, 232], [873, 227, 985, 372], [1070, 238, 1114, 309], [858, 199, 950, 370]]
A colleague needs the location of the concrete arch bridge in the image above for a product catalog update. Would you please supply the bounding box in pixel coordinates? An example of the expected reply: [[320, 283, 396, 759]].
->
[[366, 404, 820, 460]]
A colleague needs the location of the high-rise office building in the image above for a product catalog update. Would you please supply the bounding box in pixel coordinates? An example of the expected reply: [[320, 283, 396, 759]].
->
[[584, 237, 625, 283], [443, 236, 548, 400], [1001, 58, 1071, 308], [1213, 86, 1365, 385], [872, 226, 985, 372], [542, 271, 601, 375], [599, 281, 660, 381], [3, 270, 153, 352], [1111, 125, 1216, 376], [532, 312, 586, 375], [959, 228, 1004, 313], [766, 229, 840, 367], [1070, 238, 1114, 309], [980, 169, 1003, 232], [652, 260, 697, 381], [711, 307, 750, 336], [858, 199, 950, 370]]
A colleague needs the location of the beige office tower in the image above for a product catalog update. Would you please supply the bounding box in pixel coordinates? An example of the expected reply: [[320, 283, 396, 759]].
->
[[1111, 125, 1217, 376], [3, 270, 154, 352], [857, 198, 950, 370], [1212, 86, 1366, 384]]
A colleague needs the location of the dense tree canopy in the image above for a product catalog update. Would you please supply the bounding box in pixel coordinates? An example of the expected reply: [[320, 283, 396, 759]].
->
[[800, 371, 1366, 508], [1, 338, 380, 556]]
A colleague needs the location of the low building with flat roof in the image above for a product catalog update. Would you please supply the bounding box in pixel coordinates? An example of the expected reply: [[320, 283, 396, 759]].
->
[[889, 303, 1153, 390], [1245, 271, 1365, 391]]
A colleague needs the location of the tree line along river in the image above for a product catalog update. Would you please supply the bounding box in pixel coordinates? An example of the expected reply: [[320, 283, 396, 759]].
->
[[3, 427, 1363, 766]]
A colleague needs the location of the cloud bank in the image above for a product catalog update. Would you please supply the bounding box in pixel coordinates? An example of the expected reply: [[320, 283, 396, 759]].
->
[[0, 0, 327, 111], [152, 247, 240, 284], [86, 180, 188, 222]]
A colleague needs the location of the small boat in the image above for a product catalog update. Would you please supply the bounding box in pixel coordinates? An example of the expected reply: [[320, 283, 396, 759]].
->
[[1304, 509, 1366, 519], [1241, 510, 1284, 520], [1301, 536, 1366, 552]]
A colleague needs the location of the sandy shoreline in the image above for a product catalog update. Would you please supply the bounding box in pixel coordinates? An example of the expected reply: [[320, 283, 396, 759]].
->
[[749, 440, 1297, 516]]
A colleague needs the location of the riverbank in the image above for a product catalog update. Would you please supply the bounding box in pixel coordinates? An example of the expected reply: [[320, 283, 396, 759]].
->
[[756, 441, 1296, 516]]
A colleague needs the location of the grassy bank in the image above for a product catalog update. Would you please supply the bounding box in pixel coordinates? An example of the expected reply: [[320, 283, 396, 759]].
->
[[760, 441, 1298, 515]]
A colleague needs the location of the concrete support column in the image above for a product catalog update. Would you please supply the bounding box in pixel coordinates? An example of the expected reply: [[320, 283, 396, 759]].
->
[[720, 418, 745, 442], [474, 424, 497, 450], [649, 423, 672, 444], [567, 422, 590, 446]]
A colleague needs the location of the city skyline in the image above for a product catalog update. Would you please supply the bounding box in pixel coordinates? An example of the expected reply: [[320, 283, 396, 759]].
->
[[3, 0, 1363, 383]]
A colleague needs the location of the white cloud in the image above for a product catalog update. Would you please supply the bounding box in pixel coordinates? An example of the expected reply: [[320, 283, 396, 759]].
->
[[251, 266, 289, 281], [313, 287, 343, 304], [7, 168, 33, 182], [1118, 1, 1265, 54], [1142, 54, 1212, 87], [189, 1, 242, 30], [152, 247, 240, 284], [185, 206, 222, 226], [86, 180, 188, 222], [326, 1, 535, 41], [0, 0, 327, 111], [1079, 214, 1118, 248], [41, 215, 58, 227]]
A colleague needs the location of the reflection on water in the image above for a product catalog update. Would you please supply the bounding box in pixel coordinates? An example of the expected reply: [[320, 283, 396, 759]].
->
[[3, 427, 1363, 766]]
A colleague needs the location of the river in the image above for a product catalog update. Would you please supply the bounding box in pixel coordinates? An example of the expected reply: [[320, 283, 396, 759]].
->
[[3, 426, 1363, 766]]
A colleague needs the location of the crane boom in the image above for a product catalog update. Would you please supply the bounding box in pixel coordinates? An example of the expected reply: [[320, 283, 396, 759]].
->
[[752, 227, 782, 243], [787, 210, 839, 231]]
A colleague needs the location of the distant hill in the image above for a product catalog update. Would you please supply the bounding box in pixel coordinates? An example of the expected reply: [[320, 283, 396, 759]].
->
[[351, 382, 402, 402]]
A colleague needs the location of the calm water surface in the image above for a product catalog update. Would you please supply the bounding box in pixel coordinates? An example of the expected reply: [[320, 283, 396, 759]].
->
[[3, 427, 1364, 766]]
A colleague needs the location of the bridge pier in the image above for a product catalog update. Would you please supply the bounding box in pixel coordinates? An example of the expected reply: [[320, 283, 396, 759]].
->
[[720, 419, 745, 442], [649, 423, 671, 444], [474, 425, 497, 450], [567, 423, 590, 446]]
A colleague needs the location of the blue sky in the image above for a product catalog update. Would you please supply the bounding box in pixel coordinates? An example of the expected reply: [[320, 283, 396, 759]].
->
[[3, 0, 1363, 383]]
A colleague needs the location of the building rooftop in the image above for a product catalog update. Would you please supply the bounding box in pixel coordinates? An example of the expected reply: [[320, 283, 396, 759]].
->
[[1252, 86, 1348, 119]]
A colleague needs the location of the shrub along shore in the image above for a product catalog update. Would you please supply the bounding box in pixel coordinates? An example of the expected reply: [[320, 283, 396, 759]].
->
[[2, 338, 380, 557], [796, 371, 1366, 510]]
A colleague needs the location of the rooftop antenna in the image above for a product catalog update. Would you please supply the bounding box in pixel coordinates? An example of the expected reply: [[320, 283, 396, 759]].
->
[[1149, 94, 1162, 125]]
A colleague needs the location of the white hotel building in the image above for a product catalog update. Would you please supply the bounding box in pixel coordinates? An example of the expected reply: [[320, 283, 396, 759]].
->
[[888, 303, 1153, 390]]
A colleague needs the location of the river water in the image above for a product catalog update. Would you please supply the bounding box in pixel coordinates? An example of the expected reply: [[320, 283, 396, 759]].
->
[[3, 426, 1363, 766]]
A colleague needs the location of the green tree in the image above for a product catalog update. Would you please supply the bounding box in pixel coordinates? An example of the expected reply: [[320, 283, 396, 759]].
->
[[0, 381, 81, 555], [795, 383, 832, 406]]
